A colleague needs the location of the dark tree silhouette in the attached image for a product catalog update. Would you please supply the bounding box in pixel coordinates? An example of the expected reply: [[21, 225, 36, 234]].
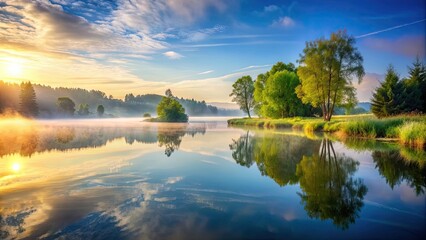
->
[[19, 81, 38, 117], [57, 97, 75, 116], [97, 105, 104, 116]]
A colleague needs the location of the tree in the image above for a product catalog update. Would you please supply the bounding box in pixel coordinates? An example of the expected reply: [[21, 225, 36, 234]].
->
[[19, 81, 39, 117], [97, 105, 104, 117], [371, 66, 404, 118], [254, 62, 313, 118], [157, 97, 188, 122], [57, 97, 75, 116], [77, 103, 90, 116], [402, 57, 426, 112], [297, 30, 364, 121], [263, 70, 303, 118], [230, 76, 255, 118], [165, 89, 173, 98]]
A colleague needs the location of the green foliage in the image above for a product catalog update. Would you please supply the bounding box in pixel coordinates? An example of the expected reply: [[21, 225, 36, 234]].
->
[[57, 97, 75, 116], [156, 97, 188, 122], [230, 76, 255, 118], [398, 122, 426, 148], [143, 112, 151, 117], [402, 57, 426, 113], [254, 62, 313, 118], [372, 59, 426, 117], [19, 81, 38, 117], [97, 105, 104, 116], [297, 30, 364, 121], [77, 103, 90, 116], [371, 66, 405, 117]]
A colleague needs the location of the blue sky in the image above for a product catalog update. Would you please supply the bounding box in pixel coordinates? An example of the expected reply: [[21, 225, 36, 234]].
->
[[0, 0, 425, 104]]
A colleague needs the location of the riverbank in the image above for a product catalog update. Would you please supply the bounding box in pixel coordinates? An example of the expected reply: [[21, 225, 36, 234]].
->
[[228, 114, 426, 149]]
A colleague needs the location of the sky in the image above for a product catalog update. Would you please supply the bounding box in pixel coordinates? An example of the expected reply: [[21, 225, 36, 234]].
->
[[0, 0, 425, 106]]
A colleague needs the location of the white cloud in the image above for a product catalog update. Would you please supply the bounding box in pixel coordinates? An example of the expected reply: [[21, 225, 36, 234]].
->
[[264, 5, 280, 12], [272, 16, 296, 28], [352, 73, 384, 102], [183, 25, 225, 42], [198, 70, 214, 75], [163, 51, 184, 59], [234, 64, 271, 71]]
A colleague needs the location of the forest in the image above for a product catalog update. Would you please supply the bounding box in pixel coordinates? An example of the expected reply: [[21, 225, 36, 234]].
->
[[0, 81, 241, 118]]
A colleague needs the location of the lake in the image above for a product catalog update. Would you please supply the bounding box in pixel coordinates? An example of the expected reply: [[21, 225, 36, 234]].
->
[[0, 117, 425, 240]]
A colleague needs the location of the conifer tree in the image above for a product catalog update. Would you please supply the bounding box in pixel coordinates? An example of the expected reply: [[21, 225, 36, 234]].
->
[[19, 81, 39, 117]]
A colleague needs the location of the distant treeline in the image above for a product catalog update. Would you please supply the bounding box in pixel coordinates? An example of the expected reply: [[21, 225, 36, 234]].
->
[[0, 81, 242, 118]]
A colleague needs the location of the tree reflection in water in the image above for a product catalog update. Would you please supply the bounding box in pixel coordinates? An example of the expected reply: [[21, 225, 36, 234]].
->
[[0, 123, 206, 158], [373, 150, 426, 195], [296, 138, 367, 229], [230, 132, 368, 229]]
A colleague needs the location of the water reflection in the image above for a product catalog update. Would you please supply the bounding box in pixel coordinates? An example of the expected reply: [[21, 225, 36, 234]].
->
[[340, 138, 426, 195], [230, 131, 320, 186], [296, 138, 367, 229], [0, 123, 206, 157], [373, 151, 426, 195], [230, 132, 368, 229]]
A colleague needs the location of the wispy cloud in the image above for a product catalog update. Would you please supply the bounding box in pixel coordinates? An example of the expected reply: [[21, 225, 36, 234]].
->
[[163, 51, 184, 59], [183, 25, 225, 42], [234, 64, 271, 72], [198, 70, 214, 75], [271, 16, 296, 28], [356, 19, 426, 38]]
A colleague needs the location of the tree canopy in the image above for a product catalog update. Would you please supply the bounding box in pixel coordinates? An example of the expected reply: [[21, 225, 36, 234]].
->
[[156, 96, 188, 122], [230, 76, 255, 118], [297, 30, 364, 121], [57, 97, 76, 116]]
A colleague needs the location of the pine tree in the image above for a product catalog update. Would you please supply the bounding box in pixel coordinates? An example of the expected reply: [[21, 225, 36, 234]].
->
[[403, 57, 426, 112], [19, 81, 39, 117], [371, 66, 403, 118]]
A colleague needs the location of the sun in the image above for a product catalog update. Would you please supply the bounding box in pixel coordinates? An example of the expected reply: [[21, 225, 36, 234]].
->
[[2, 58, 24, 78], [11, 162, 21, 172]]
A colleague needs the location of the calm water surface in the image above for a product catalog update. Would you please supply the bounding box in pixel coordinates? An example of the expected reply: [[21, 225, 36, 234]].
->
[[0, 117, 425, 239]]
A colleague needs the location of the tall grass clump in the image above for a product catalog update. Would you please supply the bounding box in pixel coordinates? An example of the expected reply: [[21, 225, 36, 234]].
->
[[398, 122, 426, 149], [340, 118, 404, 138]]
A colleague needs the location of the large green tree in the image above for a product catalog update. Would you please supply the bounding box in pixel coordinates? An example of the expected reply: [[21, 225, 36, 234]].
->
[[263, 71, 303, 118], [297, 30, 364, 121], [57, 97, 76, 116], [230, 76, 255, 118], [371, 66, 405, 117], [254, 62, 312, 118], [157, 96, 188, 122], [19, 81, 39, 117]]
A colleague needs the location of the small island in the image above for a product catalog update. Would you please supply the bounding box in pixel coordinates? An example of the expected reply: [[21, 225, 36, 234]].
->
[[145, 89, 189, 123]]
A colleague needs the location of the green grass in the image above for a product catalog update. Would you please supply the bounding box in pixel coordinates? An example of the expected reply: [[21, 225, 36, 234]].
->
[[398, 121, 426, 149], [228, 114, 426, 149]]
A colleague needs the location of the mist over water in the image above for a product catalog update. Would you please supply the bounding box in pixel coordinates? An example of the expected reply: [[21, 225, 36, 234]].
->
[[0, 117, 424, 239]]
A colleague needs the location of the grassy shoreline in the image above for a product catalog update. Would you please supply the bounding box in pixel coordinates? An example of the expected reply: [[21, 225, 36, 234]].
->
[[228, 114, 426, 149]]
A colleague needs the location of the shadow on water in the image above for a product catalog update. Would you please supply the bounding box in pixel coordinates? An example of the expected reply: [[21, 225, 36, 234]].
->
[[0, 122, 206, 158], [230, 130, 425, 229]]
